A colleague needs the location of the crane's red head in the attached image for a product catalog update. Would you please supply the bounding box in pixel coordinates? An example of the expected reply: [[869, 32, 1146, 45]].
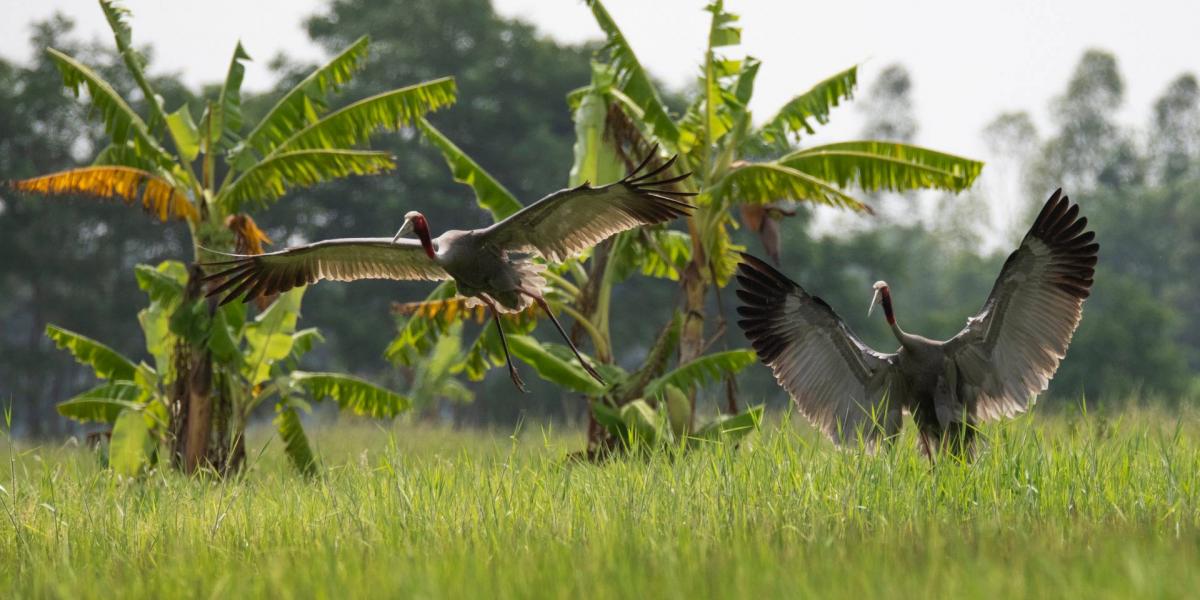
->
[[868, 281, 896, 325], [394, 211, 435, 258]]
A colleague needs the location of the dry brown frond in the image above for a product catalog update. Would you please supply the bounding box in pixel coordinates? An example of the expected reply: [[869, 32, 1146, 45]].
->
[[9, 166, 197, 222], [391, 297, 539, 326]]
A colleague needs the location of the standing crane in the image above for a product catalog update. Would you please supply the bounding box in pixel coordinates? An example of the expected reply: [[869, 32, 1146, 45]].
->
[[737, 189, 1098, 457], [204, 150, 695, 391]]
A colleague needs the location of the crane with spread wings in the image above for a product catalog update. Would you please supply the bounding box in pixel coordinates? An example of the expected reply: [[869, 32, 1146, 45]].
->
[[737, 189, 1098, 457], [204, 150, 695, 391]]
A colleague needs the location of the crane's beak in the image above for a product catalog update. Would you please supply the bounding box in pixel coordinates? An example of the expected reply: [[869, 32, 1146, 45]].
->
[[392, 218, 414, 243], [868, 288, 882, 318]]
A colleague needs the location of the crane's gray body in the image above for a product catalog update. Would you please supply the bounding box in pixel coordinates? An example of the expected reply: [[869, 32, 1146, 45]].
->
[[432, 229, 534, 312]]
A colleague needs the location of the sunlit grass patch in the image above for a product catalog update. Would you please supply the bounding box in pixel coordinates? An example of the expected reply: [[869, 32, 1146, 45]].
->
[[2, 408, 1197, 598]]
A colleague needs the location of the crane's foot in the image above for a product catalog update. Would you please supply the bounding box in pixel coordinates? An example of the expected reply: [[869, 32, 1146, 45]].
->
[[578, 357, 605, 385], [508, 363, 528, 393]]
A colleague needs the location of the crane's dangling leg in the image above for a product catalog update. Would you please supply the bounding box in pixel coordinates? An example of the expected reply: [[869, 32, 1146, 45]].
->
[[482, 297, 527, 393], [522, 291, 605, 385]]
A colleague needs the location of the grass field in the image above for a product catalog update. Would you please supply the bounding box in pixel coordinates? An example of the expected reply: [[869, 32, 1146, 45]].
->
[[2, 406, 1199, 599]]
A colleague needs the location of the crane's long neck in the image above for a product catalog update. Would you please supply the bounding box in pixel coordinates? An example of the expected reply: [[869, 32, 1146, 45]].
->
[[412, 217, 436, 260], [880, 286, 908, 343]]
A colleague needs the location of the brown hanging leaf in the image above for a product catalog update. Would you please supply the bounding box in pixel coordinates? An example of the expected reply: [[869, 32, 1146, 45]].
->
[[225, 214, 274, 255], [738, 201, 797, 265], [225, 213, 276, 309], [9, 166, 197, 222]]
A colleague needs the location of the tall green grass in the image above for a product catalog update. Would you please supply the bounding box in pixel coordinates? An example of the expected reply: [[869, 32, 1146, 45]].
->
[[2, 408, 1198, 598]]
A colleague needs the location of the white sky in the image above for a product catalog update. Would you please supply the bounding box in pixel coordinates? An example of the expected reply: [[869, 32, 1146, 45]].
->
[[2, 0, 1198, 242]]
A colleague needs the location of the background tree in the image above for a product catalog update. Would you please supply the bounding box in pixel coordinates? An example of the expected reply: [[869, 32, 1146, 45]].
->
[[1150, 74, 1200, 184], [859, 64, 918, 142], [1032, 50, 1142, 193]]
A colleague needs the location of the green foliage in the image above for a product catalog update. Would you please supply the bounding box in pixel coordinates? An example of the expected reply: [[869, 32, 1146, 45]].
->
[[46, 48, 170, 166], [56, 381, 145, 423], [644, 349, 756, 398], [508, 335, 606, 396], [236, 36, 371, 161], [44, 260, 411, 475], [713, 162, 871, 212], [213, 43, 251, 152], [781, 141, 983, 194], [243, 289, 302, 385], [591, 398, 763, 450], [274, 403, 317, 477], [221, 149, 396, 211], [267, 78, 457, 154], [44, 325, 137, 382], [166, 105, 201, 162], [291, 372, 411, 419], [108, 408, 155, 476], [757, 66, 858, 147]]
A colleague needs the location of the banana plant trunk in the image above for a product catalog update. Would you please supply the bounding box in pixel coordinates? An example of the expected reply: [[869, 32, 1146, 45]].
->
[[679, 213, 710, 430], [168, 264, 239, 475], [571, 238, 615, 456]]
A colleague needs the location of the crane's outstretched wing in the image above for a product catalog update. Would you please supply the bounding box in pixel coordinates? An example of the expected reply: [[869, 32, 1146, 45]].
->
[[202, 238, 450, 306], [481, 149, 695, 262], [736, 253, 904, 446], [946, 189, 1098, 421]]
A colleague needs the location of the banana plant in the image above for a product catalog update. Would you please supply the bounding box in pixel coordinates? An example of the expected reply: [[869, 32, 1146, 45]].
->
[[51, 261, 410, 476], [580, 0, 984, 402], [8, 0, 454, 474]]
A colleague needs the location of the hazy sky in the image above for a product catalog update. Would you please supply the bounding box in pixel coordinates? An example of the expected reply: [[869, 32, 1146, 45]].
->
[[3, 0, 1198, 240]]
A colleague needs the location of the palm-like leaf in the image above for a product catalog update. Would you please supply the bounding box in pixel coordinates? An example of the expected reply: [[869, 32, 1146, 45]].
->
[[11, 166, 196, 222], [134, 261, 187, 305], [781, 141, 983, 193], [57, 381, 146, 423], [702, 1, 742, 144], [236, 36, 371, 161], [99, 1, 167, 128], [644, 349, 756, 398], [219, 149, 395, 211], [213, 42, 251, 152], [584, 0, 686, 151], [757, 66, 858, 147], [270, 78, 456, 155], [417, 117, 523, 220], [109, 409, 155, 477], [45, 325, 138, 382], [47, 48, 171, 165], [274, 404, 316, 476], [713, 162, 870, 213], [291, 372, 410, 419]]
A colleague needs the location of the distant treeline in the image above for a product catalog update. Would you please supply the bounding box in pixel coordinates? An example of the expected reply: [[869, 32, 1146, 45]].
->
[[1, 0, 1197, 435]]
